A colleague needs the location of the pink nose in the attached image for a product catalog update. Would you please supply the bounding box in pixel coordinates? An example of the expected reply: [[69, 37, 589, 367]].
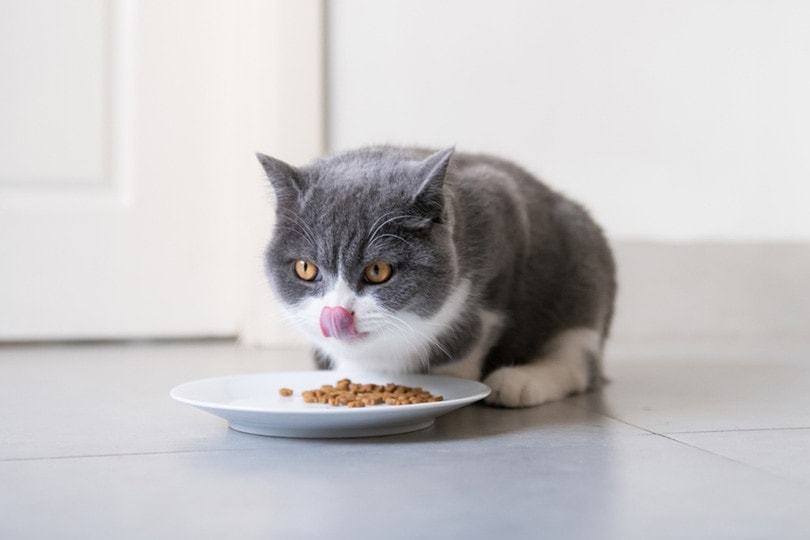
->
[[319, 306, 360, 339]]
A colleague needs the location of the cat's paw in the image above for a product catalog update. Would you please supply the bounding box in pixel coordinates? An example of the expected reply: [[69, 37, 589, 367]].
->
[[483, 366, 567, 408]]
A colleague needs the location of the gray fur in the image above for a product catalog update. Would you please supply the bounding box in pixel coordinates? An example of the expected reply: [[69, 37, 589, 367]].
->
[[258, 146, 616, 382]]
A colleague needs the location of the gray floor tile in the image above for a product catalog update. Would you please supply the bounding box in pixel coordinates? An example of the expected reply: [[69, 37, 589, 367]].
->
[[590, 343, 810, 433], [2, 433, 809, 540], [2, 340, 810, 539], [0, 342, 312, 460], [672, 427, 810, 485]]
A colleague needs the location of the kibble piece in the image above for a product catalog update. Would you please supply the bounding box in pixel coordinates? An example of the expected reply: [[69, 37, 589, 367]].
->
[[278, 387, 294, 397]]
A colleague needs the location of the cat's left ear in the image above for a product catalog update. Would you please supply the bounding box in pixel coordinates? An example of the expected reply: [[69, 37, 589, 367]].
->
[[412, 147, 455, 223], [256, 152, 306, 210]]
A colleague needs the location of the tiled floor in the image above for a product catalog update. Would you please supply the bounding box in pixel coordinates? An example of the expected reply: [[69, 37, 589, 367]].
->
[[1, 340, 809, 539]]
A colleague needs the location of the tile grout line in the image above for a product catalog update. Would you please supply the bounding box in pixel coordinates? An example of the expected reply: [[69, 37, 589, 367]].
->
[[663, 426, 810, 435], [658, 431, 810, 490], [567, 397, 810, 436], [605, 413, 810, 491], [572, 402, 810, 489]]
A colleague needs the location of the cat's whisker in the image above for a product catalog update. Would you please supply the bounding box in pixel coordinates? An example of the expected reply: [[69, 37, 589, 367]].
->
[[279, 210, 318, 251], [375, 312, 455, 366], [365, 312, 422, 346], [426, 339, 454, 365], [378, 312, 416, 334], [368, 233, 413, 249], [367, 211, 396, 241], [271, 309, 313, 333], [367, 214, 423, 247], [379, 319, 434, 373], [274, 225, 317, 250]]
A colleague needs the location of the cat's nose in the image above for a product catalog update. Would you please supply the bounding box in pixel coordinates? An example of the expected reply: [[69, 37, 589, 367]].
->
[[319, 306, 361, 339]]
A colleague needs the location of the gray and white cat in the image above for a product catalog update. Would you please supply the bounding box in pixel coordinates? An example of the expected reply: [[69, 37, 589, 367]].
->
[[257, 146, 616, 407]]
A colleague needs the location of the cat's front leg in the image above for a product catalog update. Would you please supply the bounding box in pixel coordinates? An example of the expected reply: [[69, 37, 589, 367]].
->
[[431, 355, 484, 380], [313, 348, 333, 370], [484, 328, 603, 408], [431, 310, 504, 381]]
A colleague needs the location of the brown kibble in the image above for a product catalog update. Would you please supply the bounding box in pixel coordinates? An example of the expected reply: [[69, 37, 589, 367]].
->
[[278, 387, 294, 397], [295, 378, 442, 408]]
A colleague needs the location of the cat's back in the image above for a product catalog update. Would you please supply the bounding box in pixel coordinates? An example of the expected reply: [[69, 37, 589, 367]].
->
[[444, 149, 604, 244], [439, 148, 613, 308], [439, 150, 565, 255], [446, 150, 558, 215]]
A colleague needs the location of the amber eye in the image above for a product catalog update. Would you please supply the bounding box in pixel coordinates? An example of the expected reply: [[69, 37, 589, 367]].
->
[[294, 260, 319, 281], [363, 261, 393, 284]]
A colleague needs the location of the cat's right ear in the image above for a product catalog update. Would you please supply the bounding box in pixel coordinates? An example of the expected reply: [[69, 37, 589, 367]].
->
[[256, 152, 306, 208]]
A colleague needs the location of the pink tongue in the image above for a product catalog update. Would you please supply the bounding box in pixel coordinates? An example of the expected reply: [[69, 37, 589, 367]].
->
[[319, 306, 360, 339]]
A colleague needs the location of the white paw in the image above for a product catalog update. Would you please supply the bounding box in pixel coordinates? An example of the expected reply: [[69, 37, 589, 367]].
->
[[483, 366, 568, 408]]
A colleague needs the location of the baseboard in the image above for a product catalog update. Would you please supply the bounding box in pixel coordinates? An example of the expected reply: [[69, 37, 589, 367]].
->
[[610, 241, 810, 343]]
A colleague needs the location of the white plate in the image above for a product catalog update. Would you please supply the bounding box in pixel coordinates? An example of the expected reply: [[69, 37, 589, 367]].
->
[[170, 371, 491, 438]]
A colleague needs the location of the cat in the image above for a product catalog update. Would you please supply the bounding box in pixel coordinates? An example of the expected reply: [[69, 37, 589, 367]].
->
[[257, 146, 616, 407]]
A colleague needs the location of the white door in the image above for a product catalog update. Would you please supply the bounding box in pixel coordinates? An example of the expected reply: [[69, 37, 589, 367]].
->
[[0, 0, 324, 341]]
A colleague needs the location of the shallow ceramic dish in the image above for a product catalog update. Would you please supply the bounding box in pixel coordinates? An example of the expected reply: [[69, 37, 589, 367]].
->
[[170, 371, 490, 438]]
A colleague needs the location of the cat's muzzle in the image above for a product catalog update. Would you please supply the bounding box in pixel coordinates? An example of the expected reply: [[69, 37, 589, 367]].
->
[[319, 306, 363, 340]]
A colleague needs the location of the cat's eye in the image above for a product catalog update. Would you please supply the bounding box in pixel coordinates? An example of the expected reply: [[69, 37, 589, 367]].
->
[[363, 261, 393, 284], [294, 260, 319, 281]]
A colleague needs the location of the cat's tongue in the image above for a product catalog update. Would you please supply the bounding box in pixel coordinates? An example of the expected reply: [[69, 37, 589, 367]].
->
[[319, 306, 361, 340]]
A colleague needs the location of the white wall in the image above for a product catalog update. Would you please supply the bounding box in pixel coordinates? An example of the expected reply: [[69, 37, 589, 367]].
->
[[325, 0, 810, 344], [327, 0, 810, 242]]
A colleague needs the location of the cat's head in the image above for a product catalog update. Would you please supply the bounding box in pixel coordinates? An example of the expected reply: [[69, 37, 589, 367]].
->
[[258, 146, 461, 372]]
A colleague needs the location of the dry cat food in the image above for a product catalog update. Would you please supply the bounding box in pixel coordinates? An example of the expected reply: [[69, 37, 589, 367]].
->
[[278, 378, 443, 407]]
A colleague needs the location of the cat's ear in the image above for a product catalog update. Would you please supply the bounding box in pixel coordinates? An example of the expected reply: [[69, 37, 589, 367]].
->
[[256, 152, 306, 208], [411, 147, 454, 223]]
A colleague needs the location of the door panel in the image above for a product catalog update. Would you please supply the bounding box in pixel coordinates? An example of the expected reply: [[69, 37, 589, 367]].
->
[[0, 0, 324, 341]]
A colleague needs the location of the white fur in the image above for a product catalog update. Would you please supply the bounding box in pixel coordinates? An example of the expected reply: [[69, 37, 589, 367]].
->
[[484, 328, 601, 408], [288, 279, 472, 373], [432, 309, 504, 381]]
